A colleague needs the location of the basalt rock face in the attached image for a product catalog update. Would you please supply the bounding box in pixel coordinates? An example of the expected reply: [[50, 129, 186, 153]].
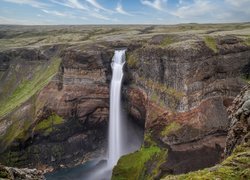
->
[[122, 35, 250, 176], [0, 44, 114, 170], [162, 85, 250, 179], [0, 32, 250, 176], [224, 85, 250, 157]]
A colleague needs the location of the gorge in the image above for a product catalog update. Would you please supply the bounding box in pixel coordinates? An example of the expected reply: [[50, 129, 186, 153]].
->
[[0, 24, 249, 180]]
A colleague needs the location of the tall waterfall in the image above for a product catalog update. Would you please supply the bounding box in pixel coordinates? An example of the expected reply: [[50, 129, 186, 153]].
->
[[108, 49, 126, 168]]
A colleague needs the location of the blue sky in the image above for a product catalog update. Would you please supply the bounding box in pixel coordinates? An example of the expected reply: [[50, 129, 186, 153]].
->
[[0, 0, 249, 25]]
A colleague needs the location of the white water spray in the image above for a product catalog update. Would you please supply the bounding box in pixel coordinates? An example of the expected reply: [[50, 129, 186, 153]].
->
[[107, 49, 126, 168]]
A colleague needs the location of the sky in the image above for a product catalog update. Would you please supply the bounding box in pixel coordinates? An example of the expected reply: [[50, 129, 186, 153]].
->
[[0, 0, 249, 25]]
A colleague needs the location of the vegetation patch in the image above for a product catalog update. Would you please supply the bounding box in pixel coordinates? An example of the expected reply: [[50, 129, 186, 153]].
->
[[138, 77, 184, 100], [245, 38, 250, 46], [145, 148, 167, 180], [243, 36, 250, 46], [164, 141, 250, 180], [161, 36, 175, 47], [0, 58, 61, 118], [161, 121, 181, 137], [127, 53, 138, 69], [204, 36, 218, 53], [112, 146, 167, 180], [34, 113, 64, 136], [151, 92, 165, 107], [144, 132, 157, 147]]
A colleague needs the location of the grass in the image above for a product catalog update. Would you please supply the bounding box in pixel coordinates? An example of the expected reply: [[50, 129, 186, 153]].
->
[[112, 146, 166, 180], [204, 36, 218, 53], [0, 58, 61, 118], [161, 121, 181, 137], [0, 112, 63, 149], [34, 113, 64, 136], [161, 36, 175, 47], [0, 23, 250, 49], [164, 141, 250, 180], [244, 36, 250, 46]]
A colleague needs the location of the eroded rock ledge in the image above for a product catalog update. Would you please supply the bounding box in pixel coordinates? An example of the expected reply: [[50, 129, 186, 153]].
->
[[162, 85, 250, 179], [0, 164, 45, 180]]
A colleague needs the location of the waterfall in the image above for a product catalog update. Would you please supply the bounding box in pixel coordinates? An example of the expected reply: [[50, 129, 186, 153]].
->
[[108, 49, 126, 168], [46, 49, 143, 180]]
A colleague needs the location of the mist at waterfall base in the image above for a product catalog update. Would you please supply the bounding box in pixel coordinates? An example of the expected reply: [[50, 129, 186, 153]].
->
[[45, 50, 143, 180]]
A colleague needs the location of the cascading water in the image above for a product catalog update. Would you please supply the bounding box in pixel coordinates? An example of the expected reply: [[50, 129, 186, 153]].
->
[[108, 49, 126, 169], [45, 49, 143, 180]]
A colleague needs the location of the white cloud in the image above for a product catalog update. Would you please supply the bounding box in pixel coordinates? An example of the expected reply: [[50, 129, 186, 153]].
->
[[225, 0, 250, 14], [42, 9, 69, 17], [172, 0, 216, 18], [50, 0, 88, 10], [86, 0, 112, 12], [140, 0, 167, 11], [89, 12, 110, 20], [3, 0, 48, 8], [116, 3, 132, 16], [68, 0, 87, 10]]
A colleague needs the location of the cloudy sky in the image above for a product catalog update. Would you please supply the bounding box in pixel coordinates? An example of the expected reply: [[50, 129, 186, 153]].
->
[[0, 0, 249, 25]]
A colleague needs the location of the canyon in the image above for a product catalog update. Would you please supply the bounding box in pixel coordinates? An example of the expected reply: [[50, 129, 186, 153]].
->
[[0, 24, 249, 179]]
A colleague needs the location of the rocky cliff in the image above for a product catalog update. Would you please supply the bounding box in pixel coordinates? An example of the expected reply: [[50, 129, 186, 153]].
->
[[0, 44, 113, 171], [117, 34, 250, 178], [0, 24, 250, 177], [162, 85, 250, 179]]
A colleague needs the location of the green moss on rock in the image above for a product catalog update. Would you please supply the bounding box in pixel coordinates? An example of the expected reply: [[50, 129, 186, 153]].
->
[[0, 57, 61, 118], [112, 146, 167, 180], [0, 117, 33, 148], [161, 122, 181, 137], [163, 142, 250, 180], [34, 113, 64, 136], [144, 132, 157, 147]]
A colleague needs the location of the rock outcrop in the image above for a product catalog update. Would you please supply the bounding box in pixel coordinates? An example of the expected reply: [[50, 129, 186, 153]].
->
[[163, 85, 250, 179], [0, 164, 45, 180], [224, 84, 250, 156]]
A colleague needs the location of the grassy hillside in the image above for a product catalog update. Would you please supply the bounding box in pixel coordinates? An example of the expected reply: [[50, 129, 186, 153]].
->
[[0, 58, 61, 118]]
